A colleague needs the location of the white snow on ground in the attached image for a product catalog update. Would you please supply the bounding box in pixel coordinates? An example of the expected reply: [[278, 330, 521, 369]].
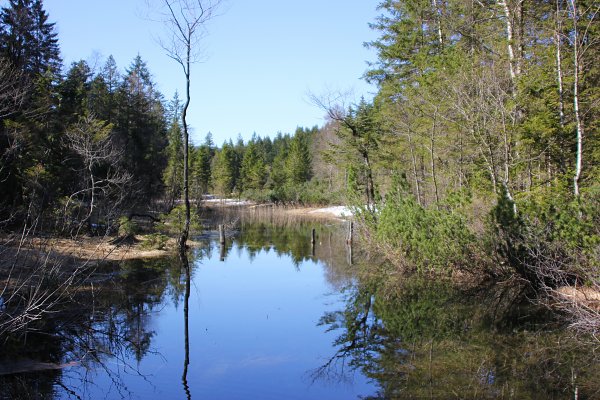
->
[[309, 205, 353, 218], [203, 198, 254, 206]]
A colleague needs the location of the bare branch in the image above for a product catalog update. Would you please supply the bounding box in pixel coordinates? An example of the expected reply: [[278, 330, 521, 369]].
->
[[0, 58, 29, 118]]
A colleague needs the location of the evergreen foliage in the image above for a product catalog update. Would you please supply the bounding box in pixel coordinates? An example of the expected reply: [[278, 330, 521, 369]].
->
[[0, 1, 168, 231], [1, 0, 598, 295]]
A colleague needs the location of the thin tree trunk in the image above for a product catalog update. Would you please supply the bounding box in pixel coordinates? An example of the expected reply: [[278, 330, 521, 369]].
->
[[517, 0, 524, 66], [179, 49, 191, 248], [88, 165, 95, 221], [499, 0, 518, 83], [431, 0, 444, 48], [407, 131, 422, 205], [430, 112, 440, 207], [429, 110, 440, 208], [180, 252, 191, 399], [159, 0, 222, 248], [555, 0, 566, 127], [458, 129, 464, 189], [501, 109, 517, 214], [498, 0, 520, 214], [363, 152, 375, 208], [568, 0, 584, 197]]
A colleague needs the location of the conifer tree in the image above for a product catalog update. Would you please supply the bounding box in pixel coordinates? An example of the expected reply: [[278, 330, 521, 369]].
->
[[240, 140, 267, 191], [286, 129, 312, 186], [0, 0, 61, 76]]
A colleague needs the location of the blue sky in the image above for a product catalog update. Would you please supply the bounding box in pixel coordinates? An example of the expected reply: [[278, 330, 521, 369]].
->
[[42, 0, 379, 145]]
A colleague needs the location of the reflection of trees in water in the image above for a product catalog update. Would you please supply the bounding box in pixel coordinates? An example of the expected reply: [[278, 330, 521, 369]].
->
[[0, 212, 355, 399], [0, 256, 190, 400], [314, 276, 600, 399], [180, 251, 192, 400], [214, 209, 357, 290]]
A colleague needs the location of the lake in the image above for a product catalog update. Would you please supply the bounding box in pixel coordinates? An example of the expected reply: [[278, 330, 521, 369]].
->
[[0, 211, 598, 399]]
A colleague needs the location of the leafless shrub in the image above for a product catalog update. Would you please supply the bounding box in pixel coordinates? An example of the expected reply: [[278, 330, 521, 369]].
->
[[519, 221, 600, 338], [0, 220, 97, 336], [62, 115, 132, 235]]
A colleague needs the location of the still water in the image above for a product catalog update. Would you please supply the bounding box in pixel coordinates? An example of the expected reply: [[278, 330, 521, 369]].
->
[[1, 213, 599, 399]]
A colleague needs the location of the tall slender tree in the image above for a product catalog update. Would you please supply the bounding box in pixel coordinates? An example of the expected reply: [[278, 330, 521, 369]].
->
[[153, 0, 222, 249]]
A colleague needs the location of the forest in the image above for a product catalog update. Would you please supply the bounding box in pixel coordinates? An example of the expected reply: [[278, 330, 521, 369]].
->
[[1, 0, 599, 339]]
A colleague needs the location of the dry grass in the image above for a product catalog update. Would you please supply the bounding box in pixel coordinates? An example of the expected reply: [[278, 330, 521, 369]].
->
[[555, 286, 600, 311]]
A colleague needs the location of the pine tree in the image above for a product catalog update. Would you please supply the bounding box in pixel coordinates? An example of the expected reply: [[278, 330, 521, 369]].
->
[[190, 133, 214, 202], [115, 55, 167, 200], [240, 140, 267, 191], [212, 141, 238, 196], [58, 60, 92, 125], [0, 0, 61, 76], [88, 55, 120, 124], [286, 128, 312, 186], [0, 0, 62, 221]]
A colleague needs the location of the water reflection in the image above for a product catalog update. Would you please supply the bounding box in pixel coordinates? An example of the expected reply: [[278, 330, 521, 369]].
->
[[314, 276, 600, 399], [0, 256, 180, 399], [1, 212, 599, 399], [180, 251, 192, 400], [0, 215, 358, 400]]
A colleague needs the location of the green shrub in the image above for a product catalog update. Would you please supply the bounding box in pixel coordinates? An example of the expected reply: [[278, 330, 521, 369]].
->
[[118, 216, 138, 237], [489, 185, 600, 286], [141, 233, 169, 250], [242, 180, 341, 206], [375, 193, 475, 272], [158, 205, 202, 235]]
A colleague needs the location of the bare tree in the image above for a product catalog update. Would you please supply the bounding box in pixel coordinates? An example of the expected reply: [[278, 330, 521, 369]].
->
[[310, 92, 378, 210], [63, 115, 131, 234], [150, 0, 222, 249], [0, 58, 28, 119]]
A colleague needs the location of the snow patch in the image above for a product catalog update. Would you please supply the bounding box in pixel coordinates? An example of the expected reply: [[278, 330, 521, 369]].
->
[[309, 206, 353, 218], [203, 198, 254, 206]]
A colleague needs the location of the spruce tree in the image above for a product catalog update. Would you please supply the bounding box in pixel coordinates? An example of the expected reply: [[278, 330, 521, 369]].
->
[[0, 0, 60, 76]]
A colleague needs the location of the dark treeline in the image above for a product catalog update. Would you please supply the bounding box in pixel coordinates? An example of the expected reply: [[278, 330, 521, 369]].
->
[[0, 0, 168, 233]]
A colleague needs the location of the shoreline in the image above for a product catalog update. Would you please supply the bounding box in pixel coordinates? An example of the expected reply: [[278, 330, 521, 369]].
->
[[0, 203, 352, 267], [203, 199, 353, 220]]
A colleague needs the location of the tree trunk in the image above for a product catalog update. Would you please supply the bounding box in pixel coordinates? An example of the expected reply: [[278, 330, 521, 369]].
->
[[430, 111, 440, 207], [179, 50, 191, 249], [362, 151, 375, 209], [407, 130, 422, 205], [568, 0, 584, 197], [499, 0, 519, 83], [555, 0, 566, 128], [431, 0, 444, 48]]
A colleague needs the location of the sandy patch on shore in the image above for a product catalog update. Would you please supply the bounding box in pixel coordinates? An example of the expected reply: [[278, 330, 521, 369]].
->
[[0, 234, 200, 269]]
